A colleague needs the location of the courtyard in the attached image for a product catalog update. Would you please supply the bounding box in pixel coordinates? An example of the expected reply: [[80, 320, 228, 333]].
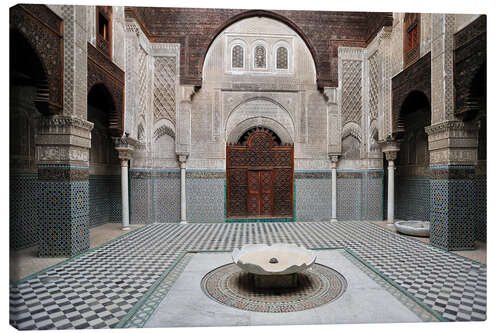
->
[[9, 221, 486, 329], [8, 3, 488, 330]]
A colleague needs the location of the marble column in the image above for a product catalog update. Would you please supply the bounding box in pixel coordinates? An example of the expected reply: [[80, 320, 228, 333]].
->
[[383, 150, 398, 224], [114, 136, 135, 230], [329, 154, 340, 222], [178, 154, 188, 224], [120, 159, 130, 230]]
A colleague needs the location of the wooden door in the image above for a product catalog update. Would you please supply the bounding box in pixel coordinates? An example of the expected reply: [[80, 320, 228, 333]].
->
[[247, 170, 273, 216], [226, 127, 293, 218]]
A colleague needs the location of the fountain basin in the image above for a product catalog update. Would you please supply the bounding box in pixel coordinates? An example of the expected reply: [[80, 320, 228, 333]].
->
[[232, 243, 316, 288], [232, 243, 316, 275], [394, 220, 430, 237]]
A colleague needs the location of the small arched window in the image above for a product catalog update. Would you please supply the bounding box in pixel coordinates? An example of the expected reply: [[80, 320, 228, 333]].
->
[[254, 45, 266, 69], [276, 46, 288, 69], [232, 45, 244, 69]]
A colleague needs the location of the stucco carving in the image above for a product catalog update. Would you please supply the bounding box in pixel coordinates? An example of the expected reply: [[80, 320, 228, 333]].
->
[[225, 98, 295, 146], [153, 56, 177, 124]]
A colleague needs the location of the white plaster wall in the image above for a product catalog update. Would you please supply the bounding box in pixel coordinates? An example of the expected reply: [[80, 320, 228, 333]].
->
[[112, 6, 126, 71], [192, 17, 324, 170]]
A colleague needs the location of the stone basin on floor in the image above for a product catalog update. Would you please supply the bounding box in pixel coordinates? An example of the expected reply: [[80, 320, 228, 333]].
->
[[394, 221, 430, 237]]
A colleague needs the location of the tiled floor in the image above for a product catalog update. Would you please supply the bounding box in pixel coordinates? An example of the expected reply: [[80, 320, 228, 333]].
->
[[9, 221, 487, 330], [371, 221, 487, 264], [10, 224, 144, 281]]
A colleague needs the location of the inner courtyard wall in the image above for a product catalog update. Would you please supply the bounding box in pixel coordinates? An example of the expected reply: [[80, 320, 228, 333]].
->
[[9, 5, 487, 253]]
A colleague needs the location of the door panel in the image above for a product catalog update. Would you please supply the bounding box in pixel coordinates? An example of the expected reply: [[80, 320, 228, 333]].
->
[[248, 171, 260, 216], [247, 170, 274, 216], [260, 170, 273, 215]]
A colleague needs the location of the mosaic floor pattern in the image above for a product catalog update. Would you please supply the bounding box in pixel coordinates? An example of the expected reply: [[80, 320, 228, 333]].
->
[[201, 263, 347, 313], [10, 221, 487, 329]]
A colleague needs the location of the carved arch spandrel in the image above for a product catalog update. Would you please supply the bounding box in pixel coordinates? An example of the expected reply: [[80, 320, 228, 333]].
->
[[10, 5, 63, 114]]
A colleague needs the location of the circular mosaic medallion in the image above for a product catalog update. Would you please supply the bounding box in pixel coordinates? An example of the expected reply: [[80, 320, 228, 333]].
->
[[200, 263, 347, 313]]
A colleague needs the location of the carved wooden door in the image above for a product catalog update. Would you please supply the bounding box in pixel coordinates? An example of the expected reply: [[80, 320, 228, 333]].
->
[[227, 127, 293, 218], [248, 170, 273, 216]]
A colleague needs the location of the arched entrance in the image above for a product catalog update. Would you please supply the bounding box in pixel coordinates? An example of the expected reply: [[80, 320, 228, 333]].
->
[[87, 83, 122, 227], [394, 90, 431, 221], [10, 29, 47, 250], [226, 127, 294, 219]]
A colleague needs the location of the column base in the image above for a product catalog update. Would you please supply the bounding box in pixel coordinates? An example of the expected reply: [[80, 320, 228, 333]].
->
[[330, 218, 338, 222], [122, 226, 131, 231], [180, 221, 188, 225]]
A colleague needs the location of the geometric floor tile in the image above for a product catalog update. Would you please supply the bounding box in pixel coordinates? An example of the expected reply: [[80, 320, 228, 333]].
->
[[10, 221, 487, 329]]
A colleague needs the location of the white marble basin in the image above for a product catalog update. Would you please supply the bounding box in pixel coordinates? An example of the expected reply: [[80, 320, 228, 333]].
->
[[232, 243, 316, 275], [394, 221, 430, 237]]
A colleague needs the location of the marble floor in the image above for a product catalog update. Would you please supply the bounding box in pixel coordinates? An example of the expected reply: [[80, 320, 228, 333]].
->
[[143, 250, 439, 328], [9, 221, 487, 330]]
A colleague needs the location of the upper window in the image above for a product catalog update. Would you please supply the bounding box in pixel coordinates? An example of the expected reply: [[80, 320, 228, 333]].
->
[[254, 45, 266, 69], [96, 6, 112, 57], [404, 13, 420, 67], [232, 45, 244, 69], [98, 12, 109, 40], [276, 46, 288, 69]]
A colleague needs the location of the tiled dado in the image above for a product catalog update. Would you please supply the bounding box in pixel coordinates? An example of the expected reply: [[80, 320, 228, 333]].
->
[[475, 175, 486, 242], [89, 175, 122, 227], [130, 169, 180, 224], [295, 171, 331, 222], [187, 171, 225, 223], [10, 174, 39, 250], [131, 175, 154, 225], [337, 170, 383, 221], [38, 165, 90, 257], [395, 176, 430, 222], [430, 165, 475, 250]]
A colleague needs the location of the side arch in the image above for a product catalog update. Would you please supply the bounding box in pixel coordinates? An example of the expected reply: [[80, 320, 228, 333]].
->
[[341, 122, 362, 142], [10, 5, 63, 114]]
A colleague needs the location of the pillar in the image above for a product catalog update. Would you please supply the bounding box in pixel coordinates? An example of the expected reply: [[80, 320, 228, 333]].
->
[[114, 136, 135, 230], [426, 121, 479, 250], [381, 143, 399, 224], [120, 159, 130, 230], [178, 154, 188, 224], [329, 154, 340, 222], [386, 157, 396, 223], [36, 116, 94, 257]]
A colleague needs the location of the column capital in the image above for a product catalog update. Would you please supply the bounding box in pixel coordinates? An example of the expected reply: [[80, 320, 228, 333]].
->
[[380, 139, 400, 161], [36, 115, 94, 167], [328, 154, 340, 168], [425, 120, 480, 166], [177, 153, 189, 167], [384, 151, 398, 162], [113, 136, 136, 161]]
